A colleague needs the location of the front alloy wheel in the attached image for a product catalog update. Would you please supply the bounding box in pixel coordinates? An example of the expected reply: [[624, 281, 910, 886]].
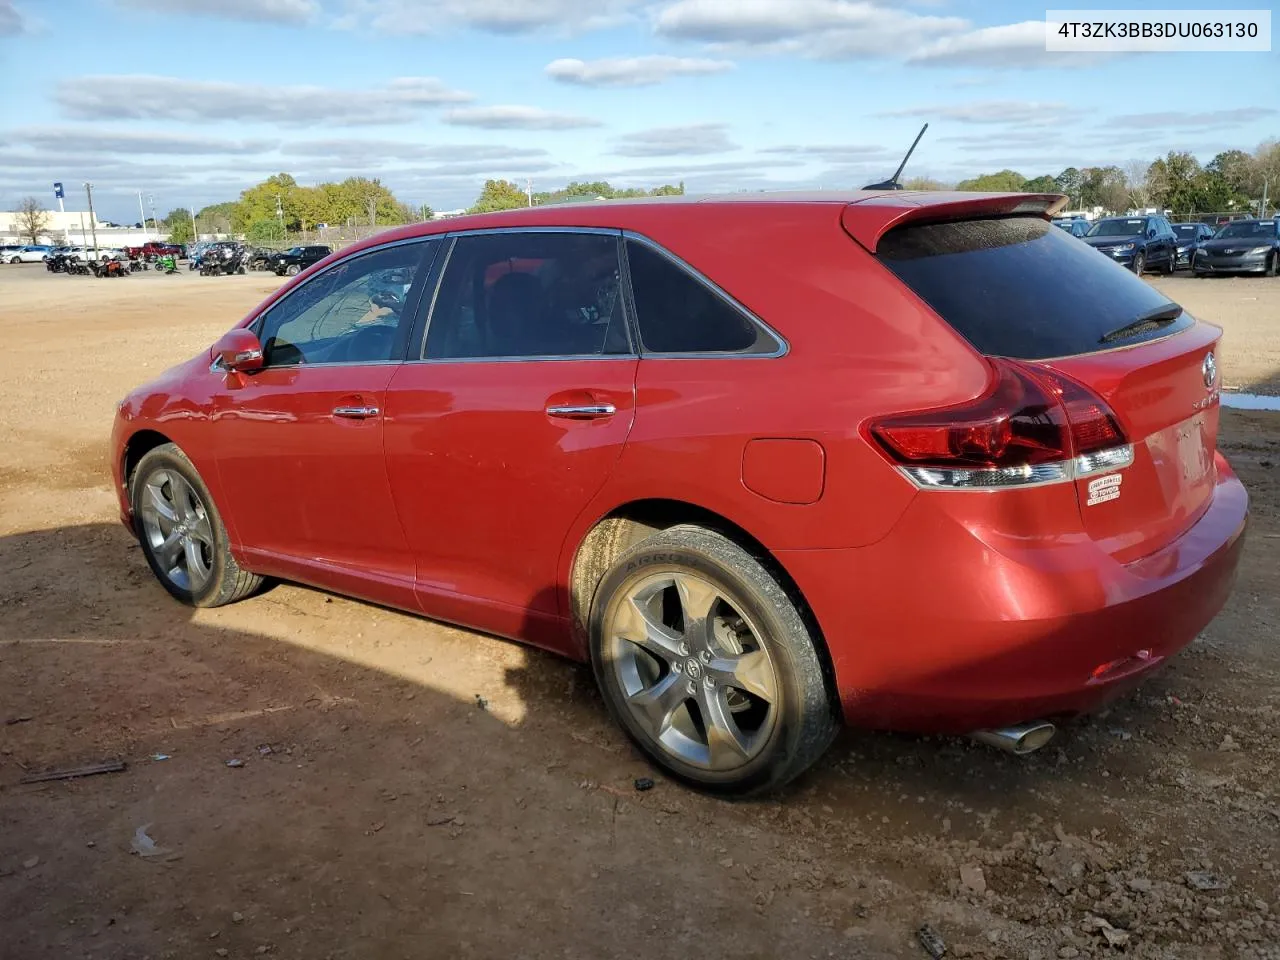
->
[[138, 468, 214, 593]]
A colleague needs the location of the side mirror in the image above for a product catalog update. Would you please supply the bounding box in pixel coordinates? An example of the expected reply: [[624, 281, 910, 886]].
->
[[213, 328, 264, 373]]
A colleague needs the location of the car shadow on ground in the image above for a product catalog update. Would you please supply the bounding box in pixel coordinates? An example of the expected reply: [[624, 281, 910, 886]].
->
[[0, 521, 1221, 959]]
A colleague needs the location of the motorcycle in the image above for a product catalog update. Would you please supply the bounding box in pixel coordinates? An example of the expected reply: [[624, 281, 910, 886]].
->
[[155, 253, 178, 274], [92, 258, 130, 278], [45, 253, 68, 273], [199, 244, 247, 276]]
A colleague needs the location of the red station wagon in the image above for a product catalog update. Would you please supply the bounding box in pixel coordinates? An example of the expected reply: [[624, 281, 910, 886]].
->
[[111, 192, 1248, 794]]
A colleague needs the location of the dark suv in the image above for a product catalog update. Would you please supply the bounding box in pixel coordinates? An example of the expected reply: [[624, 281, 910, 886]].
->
[[1173, 223, 1215, 270], [1083, 216, 1177, 275], [269, 245, 333, 277], [1194, 219, 1280, 277]]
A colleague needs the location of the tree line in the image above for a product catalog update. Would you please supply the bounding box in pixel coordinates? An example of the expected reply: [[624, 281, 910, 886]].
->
[[157, 175, 685, 243], [908, 139, 1279, 216]]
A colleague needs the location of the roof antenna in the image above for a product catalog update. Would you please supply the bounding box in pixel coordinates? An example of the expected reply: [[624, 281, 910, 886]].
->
[[863, 123, 928, 191]]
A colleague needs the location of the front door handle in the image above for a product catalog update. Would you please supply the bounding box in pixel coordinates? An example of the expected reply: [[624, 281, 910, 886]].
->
[[333, 405, 380, 419], [546, 403, 616, 420]]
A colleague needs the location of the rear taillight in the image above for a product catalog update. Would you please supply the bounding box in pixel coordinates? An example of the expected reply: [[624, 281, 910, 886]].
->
[[869, 359, 1133, 489]]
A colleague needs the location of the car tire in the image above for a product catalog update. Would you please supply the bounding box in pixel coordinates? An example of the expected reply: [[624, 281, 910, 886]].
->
[[588, 524, 837, 796], [129, 442, 262, 608], [1266, 252, 1278, 278], [1163, 249, 1176, 275], [285, 264, 300, 277], [9, 257, 19, 264], [1132, 251, 1145, 275]]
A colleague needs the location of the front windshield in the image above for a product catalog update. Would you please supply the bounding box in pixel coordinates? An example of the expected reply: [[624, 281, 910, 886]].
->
[[1215, 221, 1274, 240], [1087, 218, 1147, 238]]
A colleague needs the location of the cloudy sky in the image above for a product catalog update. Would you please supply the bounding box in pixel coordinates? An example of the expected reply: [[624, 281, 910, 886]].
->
[[0, 0, 1276, 221]]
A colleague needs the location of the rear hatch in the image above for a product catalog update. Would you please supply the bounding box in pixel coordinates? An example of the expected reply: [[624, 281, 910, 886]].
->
[[857, 210, 1221, 563]]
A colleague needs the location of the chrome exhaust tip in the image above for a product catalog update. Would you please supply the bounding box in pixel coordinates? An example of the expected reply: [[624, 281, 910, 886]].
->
[[970, 721, 1057, 755]]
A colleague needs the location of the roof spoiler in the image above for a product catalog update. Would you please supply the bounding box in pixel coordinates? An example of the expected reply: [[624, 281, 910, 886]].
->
[[842, 192, 1069, 253]]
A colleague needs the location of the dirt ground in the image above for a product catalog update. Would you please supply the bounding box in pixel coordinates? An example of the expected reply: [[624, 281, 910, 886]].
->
[[0, 262, 1277, 960]]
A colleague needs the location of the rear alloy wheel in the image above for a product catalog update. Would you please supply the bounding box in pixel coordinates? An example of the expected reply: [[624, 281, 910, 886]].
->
[[1163, 249, 1176, 274], [590, 525, 836, 795], [1132, 251, 1146, 275], [130, 442, 262, 607]]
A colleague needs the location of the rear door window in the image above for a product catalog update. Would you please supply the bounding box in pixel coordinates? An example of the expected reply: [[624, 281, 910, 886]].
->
[[876, 216, 1192, 359]]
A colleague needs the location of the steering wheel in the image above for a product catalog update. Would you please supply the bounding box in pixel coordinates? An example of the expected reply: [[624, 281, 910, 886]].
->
[[336, 323, 396, 363]]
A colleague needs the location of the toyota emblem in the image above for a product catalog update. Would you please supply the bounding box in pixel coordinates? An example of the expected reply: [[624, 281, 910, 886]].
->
[[1202, 352, 1217, 389]]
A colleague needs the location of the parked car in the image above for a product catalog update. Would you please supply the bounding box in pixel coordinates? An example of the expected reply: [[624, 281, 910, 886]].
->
[[1052, 218, 1091, 238], [140, 241, 183, 260], [111, 193, 1247, 794], [1083, 215, 1178, 274], [4, 244, 52, 263], [268, 244, 332, 276], [1193, 219, 1280, 277], [246, 246, 275, 271], [1173, 223, 1216, 270], [0, 244, 23, 260]]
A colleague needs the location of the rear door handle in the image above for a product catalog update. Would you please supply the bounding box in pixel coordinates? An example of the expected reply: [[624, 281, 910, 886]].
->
[[333, 405, 380, 419], [546, 403, 616, 420]]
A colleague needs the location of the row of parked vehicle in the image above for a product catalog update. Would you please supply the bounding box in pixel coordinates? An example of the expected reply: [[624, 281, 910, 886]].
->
[[1052, 215, 1280, 277], [187, 241, 333, 277]]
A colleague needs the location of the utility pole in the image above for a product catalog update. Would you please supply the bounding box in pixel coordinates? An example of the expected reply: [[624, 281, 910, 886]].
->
[[190, 205, 198, 241], [84, 182, 99, 259], [368, 196, 377, 228], [148, 193, 159, 238], [138, 192, 149, 240], [275, 193, 284, 241], [1261, 178, 1270, 218], [526, 178, 533, 207]]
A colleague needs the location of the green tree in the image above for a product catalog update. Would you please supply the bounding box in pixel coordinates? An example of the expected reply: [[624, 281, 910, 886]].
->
[[163, 208, 195, 244], [470, 179, 530, 213], [1207, 149, 1258, 200], [1079, 166, 1128, 212], [902, 176, 946, 190], [1022, 174, 1060, 194], [1054, 167, 1083, 206], [1147, 151, 1203, 214], [955, 169, 1027, 192], [419, 204, 434, 221]]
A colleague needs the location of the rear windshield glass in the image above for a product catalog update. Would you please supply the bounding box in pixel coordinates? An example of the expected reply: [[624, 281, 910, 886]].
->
[[876, 216, 1191, 359], [1216, 221, 1274, 239]]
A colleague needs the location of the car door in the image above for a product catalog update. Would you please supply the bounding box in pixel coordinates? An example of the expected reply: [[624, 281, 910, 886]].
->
[[383, 229, 637, 649], [209, 237, 439, 609]]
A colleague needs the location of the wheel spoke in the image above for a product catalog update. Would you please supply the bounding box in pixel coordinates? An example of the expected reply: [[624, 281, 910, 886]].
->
[[182, 536, 208, 587], [144, 479, 178, 525], [171, 475, 199, 520], [707, 649, 774, 703], [627, 672, 689, 739], [155, 530, 183, 571], [699, 686, 752, 769], [613, 595, 684, 664], [674, 574, 718, 649], [190, 514, 214, 545]]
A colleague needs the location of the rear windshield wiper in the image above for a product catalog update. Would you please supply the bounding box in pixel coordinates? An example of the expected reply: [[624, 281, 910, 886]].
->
[[1098, 304, 1183, 344]]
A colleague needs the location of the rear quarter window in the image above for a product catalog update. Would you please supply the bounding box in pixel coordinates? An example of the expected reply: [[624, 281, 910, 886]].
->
[[876, 216, 1192, 360]]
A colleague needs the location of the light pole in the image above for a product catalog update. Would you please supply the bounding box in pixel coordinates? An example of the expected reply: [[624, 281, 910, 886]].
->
[[148, 194, 159, 238], [137, 191, 149, 240], [84, 182, 99, 259]]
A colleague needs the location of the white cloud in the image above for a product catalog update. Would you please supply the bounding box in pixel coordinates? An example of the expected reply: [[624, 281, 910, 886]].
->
[[759, 144, 893, 161], [1103, 108, 1276, 131], [0, 0, 26, 34], [338, 0, 641, 35], [654, 0, 967, 59], [881, 100, 1077, 127], [284, 140, 550, 162], [907, 20, 1097, 68], [56, 75, 472, 126], [12, 127, 278, 155], [442, 105, 602, 130], [546, 55, 734, 87], [614, 123, 739, 157], [114, 0, 317, 23]]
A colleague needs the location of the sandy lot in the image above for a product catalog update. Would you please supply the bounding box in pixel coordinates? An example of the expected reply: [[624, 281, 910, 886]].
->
[[1, 262, 1277, 960]]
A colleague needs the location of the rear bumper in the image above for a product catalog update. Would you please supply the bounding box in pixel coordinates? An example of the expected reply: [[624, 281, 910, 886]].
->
[[779, 454, 1248, 733]]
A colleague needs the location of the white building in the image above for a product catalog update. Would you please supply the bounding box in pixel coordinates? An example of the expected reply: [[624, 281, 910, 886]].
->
[[0, 208, 166, 246]]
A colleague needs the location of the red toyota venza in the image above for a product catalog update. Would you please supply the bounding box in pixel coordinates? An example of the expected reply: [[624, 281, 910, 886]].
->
[[112, 192, 1248, 793]]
